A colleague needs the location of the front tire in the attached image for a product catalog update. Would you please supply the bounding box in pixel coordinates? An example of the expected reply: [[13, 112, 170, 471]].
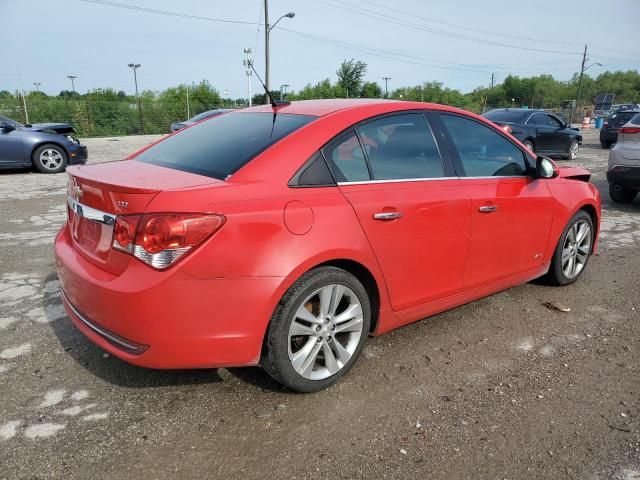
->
[[546, 210, 594, 286], [32, 143, 68, 173], [262, 267, 371, 392], [609, 184, 638, 203]]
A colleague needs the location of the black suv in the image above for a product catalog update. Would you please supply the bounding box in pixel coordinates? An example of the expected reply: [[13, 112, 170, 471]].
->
[[600, 110, 640, 148], [482, 109, 582, 160]]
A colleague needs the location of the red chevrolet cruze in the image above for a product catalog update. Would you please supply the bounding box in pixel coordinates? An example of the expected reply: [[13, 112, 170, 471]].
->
[[55, 99, 601, 392]]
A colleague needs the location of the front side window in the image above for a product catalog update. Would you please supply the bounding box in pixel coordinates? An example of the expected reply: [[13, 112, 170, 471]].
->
[[322, 130, 370, 182], [356, 113, 444, 180], [528, 113, 547, 126], [546, 115, 563, 128], [441, 114, 528, 177], [136, 112, 316, 180]]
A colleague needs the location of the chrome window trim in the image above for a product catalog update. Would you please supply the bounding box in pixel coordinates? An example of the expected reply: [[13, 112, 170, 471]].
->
[[67, 196, 116, 226], [336, 175, 529, 186]]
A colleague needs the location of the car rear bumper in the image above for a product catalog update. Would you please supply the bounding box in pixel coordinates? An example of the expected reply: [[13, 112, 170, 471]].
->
[[55, 225, 283, 369], [607, 165, 640, 190]]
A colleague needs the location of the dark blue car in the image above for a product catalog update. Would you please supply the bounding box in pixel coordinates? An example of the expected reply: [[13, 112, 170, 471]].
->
[[0, 114, 88, 173]]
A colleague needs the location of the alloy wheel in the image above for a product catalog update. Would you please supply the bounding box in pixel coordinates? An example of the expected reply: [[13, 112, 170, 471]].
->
[[561, 220, 591, 279], [569, 142, 579, 160], [288, 284, 364, 380], [39, 148, 64, 170]]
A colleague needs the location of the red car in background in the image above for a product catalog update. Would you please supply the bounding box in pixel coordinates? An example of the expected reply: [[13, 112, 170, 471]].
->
[[55, 99, 600, 392]]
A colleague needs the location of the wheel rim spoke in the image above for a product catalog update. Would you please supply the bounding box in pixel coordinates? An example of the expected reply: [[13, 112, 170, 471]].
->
[[288, 283, 364, 381]]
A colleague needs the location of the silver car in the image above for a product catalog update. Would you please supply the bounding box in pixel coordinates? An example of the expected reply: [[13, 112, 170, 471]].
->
[[607, 113, 640, 203]]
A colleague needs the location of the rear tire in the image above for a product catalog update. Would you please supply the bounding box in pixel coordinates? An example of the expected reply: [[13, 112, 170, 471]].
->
[[262, 267, 370, 392], [609, 184, 638, 203], [600, 141, 611, 149], [32, 143, 68, 173], [545, 210, 594, 286]]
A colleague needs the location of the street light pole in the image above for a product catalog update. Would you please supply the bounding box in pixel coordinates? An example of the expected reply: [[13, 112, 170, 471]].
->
[[33, 82, 41, 93], [264, 0, 295, 93], [127, 63, 143, 134], [280, 84, 290, 100], [382, 77, 391, 98], [67, 75, 77, 94]]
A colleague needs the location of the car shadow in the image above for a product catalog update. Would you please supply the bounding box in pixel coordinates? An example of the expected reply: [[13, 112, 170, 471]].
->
[[44, 272, 284, 391]]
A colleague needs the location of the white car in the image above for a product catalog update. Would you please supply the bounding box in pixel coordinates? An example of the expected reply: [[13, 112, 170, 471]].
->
[[607, 113, 640, 203]]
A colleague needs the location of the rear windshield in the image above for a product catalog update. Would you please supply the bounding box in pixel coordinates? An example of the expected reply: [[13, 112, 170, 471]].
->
[[137, 112, 316, 179], [610, 112, 638, 124], [189, 110, 220, 122], [632, 114, 640, 125], [482, 110, 527, 123]]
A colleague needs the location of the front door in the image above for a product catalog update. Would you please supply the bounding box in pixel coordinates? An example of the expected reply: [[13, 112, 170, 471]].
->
[[0, 119, 25, 165], [323, 113, 472, 311], [438, 113, 554, 289]]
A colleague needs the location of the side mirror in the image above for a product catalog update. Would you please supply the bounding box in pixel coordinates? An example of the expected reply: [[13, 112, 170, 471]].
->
[[1, 122, 16, 132], [536, 156, 559, 179]]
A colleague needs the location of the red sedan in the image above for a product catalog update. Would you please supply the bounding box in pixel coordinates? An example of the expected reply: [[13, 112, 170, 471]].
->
[[55, 99, 601, 392]]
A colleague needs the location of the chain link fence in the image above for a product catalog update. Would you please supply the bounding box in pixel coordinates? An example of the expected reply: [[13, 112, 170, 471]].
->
[[0, 96, 229, 137]]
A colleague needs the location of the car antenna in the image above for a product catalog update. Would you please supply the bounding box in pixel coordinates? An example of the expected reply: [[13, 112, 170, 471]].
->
[[247, 62, 289, 109]]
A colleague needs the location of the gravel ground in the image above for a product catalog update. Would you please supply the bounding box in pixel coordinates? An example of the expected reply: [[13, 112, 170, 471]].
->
[[0, 131, 639, 480]]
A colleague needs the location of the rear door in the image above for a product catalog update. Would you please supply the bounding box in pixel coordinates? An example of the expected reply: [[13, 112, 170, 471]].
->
[[526, 113, 554, 152], [326, 112, 472, 312], [437, 113, 553, 290]]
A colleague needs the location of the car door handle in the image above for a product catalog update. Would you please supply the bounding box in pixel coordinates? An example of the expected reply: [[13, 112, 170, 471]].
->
[[478, 205, 498, 213], [373, 211, 403, 220]]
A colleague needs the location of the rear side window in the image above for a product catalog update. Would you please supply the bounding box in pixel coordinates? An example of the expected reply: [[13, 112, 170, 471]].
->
[[291, 152, 335, 187], [441, 114, 528, 177], [356, 114, 444, 180], [136, 112, 316, 179], [322, 131, 370, 182]]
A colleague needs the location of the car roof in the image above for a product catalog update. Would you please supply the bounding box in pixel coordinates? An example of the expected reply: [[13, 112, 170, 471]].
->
[[240, 99, 467, 117], [486, 108, 547, 114]]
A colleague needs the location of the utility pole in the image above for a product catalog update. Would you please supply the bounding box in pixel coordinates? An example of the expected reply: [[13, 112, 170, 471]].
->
[[491, 73, 495, 88], [127, 63, 144, 134], [382, 77, 391, 98], [243, 48, 253, 107], [66, 75, 77, 94], [186, 84, 190, 118], [264, 0, 269, 92], [33, 82, 41, 93], [570, 44, 588, 124]]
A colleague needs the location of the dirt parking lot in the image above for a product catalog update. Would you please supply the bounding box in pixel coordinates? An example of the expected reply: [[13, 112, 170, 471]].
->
[[1, 130, 639, 480]]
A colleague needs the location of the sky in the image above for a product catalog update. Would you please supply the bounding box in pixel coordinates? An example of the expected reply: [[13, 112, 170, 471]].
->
[[1, 0, 639, 98]]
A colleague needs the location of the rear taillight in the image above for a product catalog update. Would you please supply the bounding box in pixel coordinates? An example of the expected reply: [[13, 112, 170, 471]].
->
[[619, 127, 640, 134], [112, 213, 225, 269]]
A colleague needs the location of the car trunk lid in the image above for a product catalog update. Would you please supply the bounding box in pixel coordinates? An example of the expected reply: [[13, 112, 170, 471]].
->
[[66, 160, 223, 274]]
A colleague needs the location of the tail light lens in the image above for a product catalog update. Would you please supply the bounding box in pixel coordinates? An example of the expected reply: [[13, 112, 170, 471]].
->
[[112, 213, 225, 269], [619, 127, 640, 134]]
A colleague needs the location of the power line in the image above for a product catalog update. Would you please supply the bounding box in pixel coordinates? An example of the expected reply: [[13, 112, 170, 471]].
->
[[310, 0, 582, 56], [78, 0, 258, 25], [353, 0, 584, 47]]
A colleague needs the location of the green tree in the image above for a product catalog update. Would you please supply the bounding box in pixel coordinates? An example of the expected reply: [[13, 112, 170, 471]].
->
[[336, 59, 367, 98], [360, 81, 382, 98]]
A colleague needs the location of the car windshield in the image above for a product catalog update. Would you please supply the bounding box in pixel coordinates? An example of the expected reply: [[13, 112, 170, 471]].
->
[[189, 110, 221, 122], [137, 112, 317, 180], [482, 110, 527, 123]]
